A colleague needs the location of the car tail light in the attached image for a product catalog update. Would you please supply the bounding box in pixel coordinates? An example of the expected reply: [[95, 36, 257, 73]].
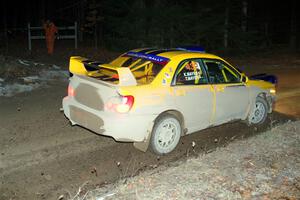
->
[[112, 74, 119, 79], [116, 95, 134, 113], [68, 85, 75, 97], [106, 95, 134, 113]]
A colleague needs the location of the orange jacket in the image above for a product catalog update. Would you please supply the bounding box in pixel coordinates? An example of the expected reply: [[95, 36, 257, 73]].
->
[[44, 22, 58, 39]]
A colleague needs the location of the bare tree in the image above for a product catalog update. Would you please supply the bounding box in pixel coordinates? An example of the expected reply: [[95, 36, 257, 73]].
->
[[241, 0, 248, 32], [2, 0, 8, 51], [224, 0, 230, 49], [289, 0, 297, 50]]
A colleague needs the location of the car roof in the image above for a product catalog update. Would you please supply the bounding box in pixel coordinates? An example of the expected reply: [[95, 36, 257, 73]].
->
[[130, 47, 222, 60]]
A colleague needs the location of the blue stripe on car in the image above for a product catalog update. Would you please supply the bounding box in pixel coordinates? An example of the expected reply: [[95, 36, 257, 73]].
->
[[250, 73, 278, 84], [124, 51, 170, 65]]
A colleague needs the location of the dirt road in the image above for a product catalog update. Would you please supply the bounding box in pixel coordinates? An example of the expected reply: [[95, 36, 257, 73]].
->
[[0, 58, 299, 200]]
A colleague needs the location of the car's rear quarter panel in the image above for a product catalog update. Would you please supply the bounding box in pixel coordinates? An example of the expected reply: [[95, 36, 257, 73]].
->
[[63, 75, 156, 142]]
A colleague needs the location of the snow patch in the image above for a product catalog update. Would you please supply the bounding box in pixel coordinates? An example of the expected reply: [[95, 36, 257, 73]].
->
[[0, 69, 69, 97], [22, 76, 39, 83], [0, 83, 41, 97], [39, 70, 69, 80]]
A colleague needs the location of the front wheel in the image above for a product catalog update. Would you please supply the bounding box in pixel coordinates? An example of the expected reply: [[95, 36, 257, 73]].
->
[[248, 96, 268, 125], [150, 114, 182, 155]]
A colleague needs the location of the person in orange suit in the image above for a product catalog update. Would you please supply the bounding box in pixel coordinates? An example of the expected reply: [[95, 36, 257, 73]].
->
[[43, 20, 58, 54]]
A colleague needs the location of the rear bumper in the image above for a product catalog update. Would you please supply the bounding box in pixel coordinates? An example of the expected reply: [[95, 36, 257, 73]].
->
[[62, 96, 155, 142]]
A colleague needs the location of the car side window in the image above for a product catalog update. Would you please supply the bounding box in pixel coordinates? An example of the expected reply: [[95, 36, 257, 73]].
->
[[221, 62, 241, 83], [174, 59, 208, 85], [203, 60, 225, 83], [203, 60, 241, 84]]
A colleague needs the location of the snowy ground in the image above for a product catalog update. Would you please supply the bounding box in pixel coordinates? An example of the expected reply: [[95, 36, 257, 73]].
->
[[69, 121, 300, 200], [0, 56, 68, 97]]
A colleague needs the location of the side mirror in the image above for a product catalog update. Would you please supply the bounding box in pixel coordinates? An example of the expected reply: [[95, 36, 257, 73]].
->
[[241, 74, 248, 83]]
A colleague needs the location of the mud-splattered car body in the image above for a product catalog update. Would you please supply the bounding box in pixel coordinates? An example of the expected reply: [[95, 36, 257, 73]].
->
[[62, 48, 276, 154]]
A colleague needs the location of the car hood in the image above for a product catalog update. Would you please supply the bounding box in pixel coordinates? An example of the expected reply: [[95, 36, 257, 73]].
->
[[247, 79, 275, 90]]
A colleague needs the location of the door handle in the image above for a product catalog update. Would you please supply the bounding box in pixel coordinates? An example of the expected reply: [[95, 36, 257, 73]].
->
[[175, 89, 186, 96], [215, 86, 225, 92]]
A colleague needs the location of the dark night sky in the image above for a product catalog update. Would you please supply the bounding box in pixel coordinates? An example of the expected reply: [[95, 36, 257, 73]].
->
[[1, 0, 299, 49], [1, 0, 296, 24], [2, 0, 76, 26]]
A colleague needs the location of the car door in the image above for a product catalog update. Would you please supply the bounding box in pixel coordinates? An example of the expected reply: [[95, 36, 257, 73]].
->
[[171, 59, 214, 134], [202, 59, 250, 125]]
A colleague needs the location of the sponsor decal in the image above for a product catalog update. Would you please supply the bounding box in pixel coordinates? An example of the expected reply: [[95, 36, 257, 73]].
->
[[124, 51, 169, 65], [165, 73, 170, 79], [183, 71, 202, 81]]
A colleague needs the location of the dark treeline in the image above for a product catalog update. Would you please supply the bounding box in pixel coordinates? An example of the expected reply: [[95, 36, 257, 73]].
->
[[1, 0, 299, 51]]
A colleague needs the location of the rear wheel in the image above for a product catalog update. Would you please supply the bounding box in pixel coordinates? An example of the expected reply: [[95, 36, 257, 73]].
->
[[248, 96, 268, 125], [150, 114, 182, 155]]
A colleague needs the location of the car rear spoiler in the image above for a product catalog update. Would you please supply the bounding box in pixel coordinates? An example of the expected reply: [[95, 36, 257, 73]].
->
[[69, 56, 137, 86], [69, 56, 103, 76], [116, 68, 137, 86]]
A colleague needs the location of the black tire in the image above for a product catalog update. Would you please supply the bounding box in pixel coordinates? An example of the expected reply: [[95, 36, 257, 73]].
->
[[247, 96, 268, 125], [150, 114, 182, 155]]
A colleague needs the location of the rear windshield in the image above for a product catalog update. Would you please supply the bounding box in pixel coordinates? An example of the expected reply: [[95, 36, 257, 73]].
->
[[121, 56, 165, 84], [89, 56, 165, 85]]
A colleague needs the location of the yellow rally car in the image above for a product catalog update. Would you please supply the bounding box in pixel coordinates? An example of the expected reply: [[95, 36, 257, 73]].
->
[[62, 47, 276, 155]]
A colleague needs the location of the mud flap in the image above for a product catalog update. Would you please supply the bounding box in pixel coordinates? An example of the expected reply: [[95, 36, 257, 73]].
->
[[133, 121, 154, 152]]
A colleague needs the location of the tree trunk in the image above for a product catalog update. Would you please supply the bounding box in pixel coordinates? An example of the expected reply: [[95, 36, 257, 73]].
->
[[78, 0, 84, 42], [39, 1, 46, 20], [224, 0, 229, 49], [241, 0, 248, 32], [94, 23, 98, 49], [2, 0, 8, 51], [289, 0, 297, 50], [263, 4, 271, 47]]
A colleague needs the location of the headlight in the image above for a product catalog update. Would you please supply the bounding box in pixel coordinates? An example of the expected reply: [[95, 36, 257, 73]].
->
[[270, 88, 276, 94]]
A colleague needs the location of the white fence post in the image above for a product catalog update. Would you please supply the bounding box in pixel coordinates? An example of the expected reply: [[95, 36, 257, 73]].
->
[[28, 23, 32, 51]]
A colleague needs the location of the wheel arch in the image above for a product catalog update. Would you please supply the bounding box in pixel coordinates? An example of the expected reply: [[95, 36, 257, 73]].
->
[[154, 109, 186, 136], [257, 92, 271, 111], [246, 92, 269, 125], [133, 109, 185, 152]]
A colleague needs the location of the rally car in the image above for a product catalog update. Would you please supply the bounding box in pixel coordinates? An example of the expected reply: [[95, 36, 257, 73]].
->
[[62, 47, 276, 155]]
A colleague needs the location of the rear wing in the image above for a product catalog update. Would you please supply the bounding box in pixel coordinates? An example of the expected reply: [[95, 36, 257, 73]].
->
[[116, 68, 137, 86], [69, 56, 102, 76], [69, 56, 137, 86]]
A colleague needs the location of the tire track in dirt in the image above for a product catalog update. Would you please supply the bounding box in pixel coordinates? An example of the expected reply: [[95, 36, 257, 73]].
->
[[0, 135, 115, 176], [0, 112, 293, 200]]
